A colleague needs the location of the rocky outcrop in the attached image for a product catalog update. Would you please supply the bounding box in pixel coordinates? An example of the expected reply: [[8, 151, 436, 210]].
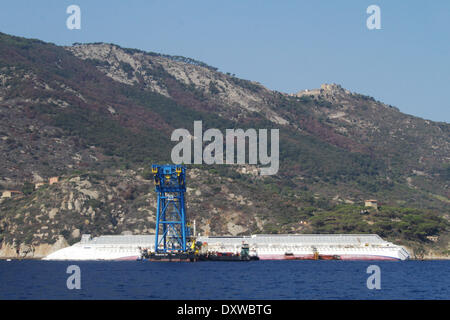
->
[[0, 236, 68, 259], [67, 43, 289, 125]]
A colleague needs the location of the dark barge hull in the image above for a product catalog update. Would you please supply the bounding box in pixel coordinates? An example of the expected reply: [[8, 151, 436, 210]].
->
[[140, 253, 259, 262], [144, 253, 199, 262]]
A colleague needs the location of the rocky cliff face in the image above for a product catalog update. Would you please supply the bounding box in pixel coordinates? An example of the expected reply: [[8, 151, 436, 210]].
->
[[0, 236, 68, 259], [66, 43, 289, 125]]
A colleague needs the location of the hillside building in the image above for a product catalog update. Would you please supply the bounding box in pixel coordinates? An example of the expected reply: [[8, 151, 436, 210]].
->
[[364, 199, 378, 210]]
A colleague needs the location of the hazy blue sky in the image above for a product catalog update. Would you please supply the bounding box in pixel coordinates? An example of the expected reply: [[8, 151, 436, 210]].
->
[[0, 0, 449, 122]]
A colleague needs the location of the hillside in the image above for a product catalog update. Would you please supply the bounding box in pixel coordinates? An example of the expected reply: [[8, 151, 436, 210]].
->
[[0, 32, 448, 259]]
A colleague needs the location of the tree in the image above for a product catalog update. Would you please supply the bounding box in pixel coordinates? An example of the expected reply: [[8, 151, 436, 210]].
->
[[22, 182, 34, 195]]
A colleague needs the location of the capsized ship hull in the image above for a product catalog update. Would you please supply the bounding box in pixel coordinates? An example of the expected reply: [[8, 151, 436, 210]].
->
[[43, 234, 410, 261]]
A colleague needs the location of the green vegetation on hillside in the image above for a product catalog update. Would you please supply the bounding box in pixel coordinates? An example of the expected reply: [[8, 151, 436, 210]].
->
[[0, 32, 449, 258]]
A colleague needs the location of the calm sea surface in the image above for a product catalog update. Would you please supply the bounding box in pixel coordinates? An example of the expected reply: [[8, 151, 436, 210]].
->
[[0, 260, 448, 299]]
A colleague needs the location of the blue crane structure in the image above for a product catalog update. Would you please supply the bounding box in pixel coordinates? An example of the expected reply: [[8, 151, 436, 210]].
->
[[151, 164, 190, 253]]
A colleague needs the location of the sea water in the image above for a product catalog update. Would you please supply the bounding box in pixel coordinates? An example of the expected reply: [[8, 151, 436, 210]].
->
[[0, 260, 448, 299]]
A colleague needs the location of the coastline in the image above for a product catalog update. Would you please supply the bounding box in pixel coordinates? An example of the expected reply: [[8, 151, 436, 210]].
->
[[1, 236, 447, 261], [1, 255, 449, 261]]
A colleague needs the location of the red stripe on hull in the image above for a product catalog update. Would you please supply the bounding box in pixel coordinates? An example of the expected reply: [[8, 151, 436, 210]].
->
[[114, 255, 139, 261], [258, 254, 399, 261], [284, 254, 316, 260], [339, 255, 398, 261]]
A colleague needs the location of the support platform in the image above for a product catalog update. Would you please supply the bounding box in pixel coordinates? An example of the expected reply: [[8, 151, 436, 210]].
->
[[143, 252, 199, 262]]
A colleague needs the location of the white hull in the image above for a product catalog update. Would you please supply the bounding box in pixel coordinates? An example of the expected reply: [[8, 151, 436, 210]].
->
[[44, 234, 410, 261], [43, 245, 141, 261]]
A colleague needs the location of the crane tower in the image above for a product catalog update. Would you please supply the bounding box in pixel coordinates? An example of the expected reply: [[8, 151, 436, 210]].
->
[[151, 164, 189, 253]]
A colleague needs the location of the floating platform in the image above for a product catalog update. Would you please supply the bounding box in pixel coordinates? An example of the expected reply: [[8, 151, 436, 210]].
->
[[140, 252, 259, 262], [141, 252, 199, 262]]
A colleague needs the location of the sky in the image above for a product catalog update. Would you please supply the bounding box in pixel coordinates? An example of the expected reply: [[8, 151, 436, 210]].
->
[[0, 0, 449, 122]]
